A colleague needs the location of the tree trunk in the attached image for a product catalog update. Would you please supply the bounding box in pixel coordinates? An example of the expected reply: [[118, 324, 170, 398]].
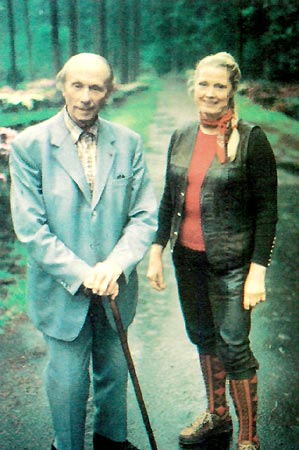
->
[[23, 0, 34, 80], [130, 0, 140, 81], [237, 0, 244, 70], [49, 0, 61, 74], [94, 0, 108, 58], [6, 0, 18, 87], [118, 0, 129, 84], [68, 0, 78, 56]]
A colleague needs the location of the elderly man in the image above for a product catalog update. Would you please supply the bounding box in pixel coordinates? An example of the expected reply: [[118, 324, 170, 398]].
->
[[10, 53, 157, 450]]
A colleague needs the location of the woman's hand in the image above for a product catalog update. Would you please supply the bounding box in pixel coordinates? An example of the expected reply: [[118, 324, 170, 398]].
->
[[243, 262, 267, 310], [146, 244, 166, 291]]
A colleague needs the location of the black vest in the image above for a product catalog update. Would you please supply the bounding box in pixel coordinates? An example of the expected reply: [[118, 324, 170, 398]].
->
[[166, 120, 256, 273]]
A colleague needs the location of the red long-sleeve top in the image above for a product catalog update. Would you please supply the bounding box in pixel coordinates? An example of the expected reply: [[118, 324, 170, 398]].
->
[[179, 130, 217, 251]]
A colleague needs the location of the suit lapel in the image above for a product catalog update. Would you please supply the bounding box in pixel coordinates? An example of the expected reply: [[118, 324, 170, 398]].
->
[[50, 112, 92, 203], [92, 119, 116, 209]]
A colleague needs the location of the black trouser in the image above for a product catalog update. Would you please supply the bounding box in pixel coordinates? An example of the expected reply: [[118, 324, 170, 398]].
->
[[173, 244, 258, 380]]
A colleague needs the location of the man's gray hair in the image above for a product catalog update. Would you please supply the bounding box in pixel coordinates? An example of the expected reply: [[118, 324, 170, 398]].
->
[[56, 53, 115, 95]]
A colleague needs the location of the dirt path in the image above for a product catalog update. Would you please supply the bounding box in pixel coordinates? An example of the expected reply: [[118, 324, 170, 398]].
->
[[1, 76, 299, 450]]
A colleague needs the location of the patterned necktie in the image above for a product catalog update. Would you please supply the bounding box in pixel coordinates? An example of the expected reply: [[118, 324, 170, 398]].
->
[[77, 131, 97, 192]]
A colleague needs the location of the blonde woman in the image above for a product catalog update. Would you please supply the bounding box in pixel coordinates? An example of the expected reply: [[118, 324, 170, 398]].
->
[[147, 52, 277, 450]]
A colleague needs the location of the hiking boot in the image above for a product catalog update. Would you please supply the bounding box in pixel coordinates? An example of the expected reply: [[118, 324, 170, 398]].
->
[[238, 441, 260, 450], [179, 410, 232, 446]]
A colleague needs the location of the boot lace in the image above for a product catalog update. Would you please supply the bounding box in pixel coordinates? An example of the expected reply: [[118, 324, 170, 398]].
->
[[190, 411, 215, 430]]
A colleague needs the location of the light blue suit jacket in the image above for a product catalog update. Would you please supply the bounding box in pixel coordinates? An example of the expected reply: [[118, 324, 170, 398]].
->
[[10, 111, 157, 341]]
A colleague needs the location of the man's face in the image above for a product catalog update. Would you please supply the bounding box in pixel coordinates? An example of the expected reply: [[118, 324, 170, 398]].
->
[[62, 59, 110, 128]]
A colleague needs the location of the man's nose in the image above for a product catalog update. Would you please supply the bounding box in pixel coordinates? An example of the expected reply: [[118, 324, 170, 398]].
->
[[80, 87, 91, 103]]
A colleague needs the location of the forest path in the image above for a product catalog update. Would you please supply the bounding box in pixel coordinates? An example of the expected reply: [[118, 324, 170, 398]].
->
[[0, 75, 299, 450]]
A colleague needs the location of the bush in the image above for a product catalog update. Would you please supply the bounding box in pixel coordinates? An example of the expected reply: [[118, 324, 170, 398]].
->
[[275, 98, 299, 121], [0, 127, 18, 240], [239, 81, 299, 121]]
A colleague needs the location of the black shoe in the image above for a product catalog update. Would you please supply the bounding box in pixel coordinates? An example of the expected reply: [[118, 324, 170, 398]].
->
[[93, 433, 139, 450], [122, 441, 139, 450], [52, 435, 139, 450]]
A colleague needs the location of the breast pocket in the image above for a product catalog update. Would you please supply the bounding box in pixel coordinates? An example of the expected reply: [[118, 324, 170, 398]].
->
[[107, 175, 133, 189], [108, 174, 133, 185], [104, 175, 134, 216]]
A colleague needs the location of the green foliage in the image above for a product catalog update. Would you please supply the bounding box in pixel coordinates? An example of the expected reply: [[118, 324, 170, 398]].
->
[[144, 0, 200, 75], [1, 0, 299, 85], [197, 0, 240, 59], [263, 0, 299, 81]]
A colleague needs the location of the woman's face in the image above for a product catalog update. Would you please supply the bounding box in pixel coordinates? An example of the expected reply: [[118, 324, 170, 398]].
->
[[194, 65, 233, 120]]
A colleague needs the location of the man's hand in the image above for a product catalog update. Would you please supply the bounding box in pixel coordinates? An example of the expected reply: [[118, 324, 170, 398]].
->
[[83, 261, 122, 300], [243, 262, 267, 310]]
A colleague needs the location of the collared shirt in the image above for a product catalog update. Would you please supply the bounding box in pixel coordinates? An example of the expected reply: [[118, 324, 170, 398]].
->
[[63, 108, 99, 192]]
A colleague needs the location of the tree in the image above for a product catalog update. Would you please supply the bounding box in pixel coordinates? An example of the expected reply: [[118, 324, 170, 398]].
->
[[2, 0, 299, 85], [146, 0, 200, 75], [23, 0, 34, 80], [68, 0, 79, 56], [6, 0, 18, 87], [94, 0, 108, 58], [263, 0, 299, 81], [240, 2, 269, 79], [149, 1, 173, 74], [49, 0, 61, 74], [130, 0, 141, 81], [118, 0, 129, 83]]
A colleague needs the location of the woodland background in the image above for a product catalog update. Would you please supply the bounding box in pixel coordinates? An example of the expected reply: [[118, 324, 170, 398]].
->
[[1, 0, 299, 86]]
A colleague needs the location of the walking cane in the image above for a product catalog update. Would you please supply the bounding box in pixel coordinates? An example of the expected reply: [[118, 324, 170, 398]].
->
[[108, 296, 159, 450]]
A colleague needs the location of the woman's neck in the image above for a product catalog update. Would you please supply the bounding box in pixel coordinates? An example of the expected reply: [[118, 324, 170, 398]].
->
[[199, 123, 218, 135]]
